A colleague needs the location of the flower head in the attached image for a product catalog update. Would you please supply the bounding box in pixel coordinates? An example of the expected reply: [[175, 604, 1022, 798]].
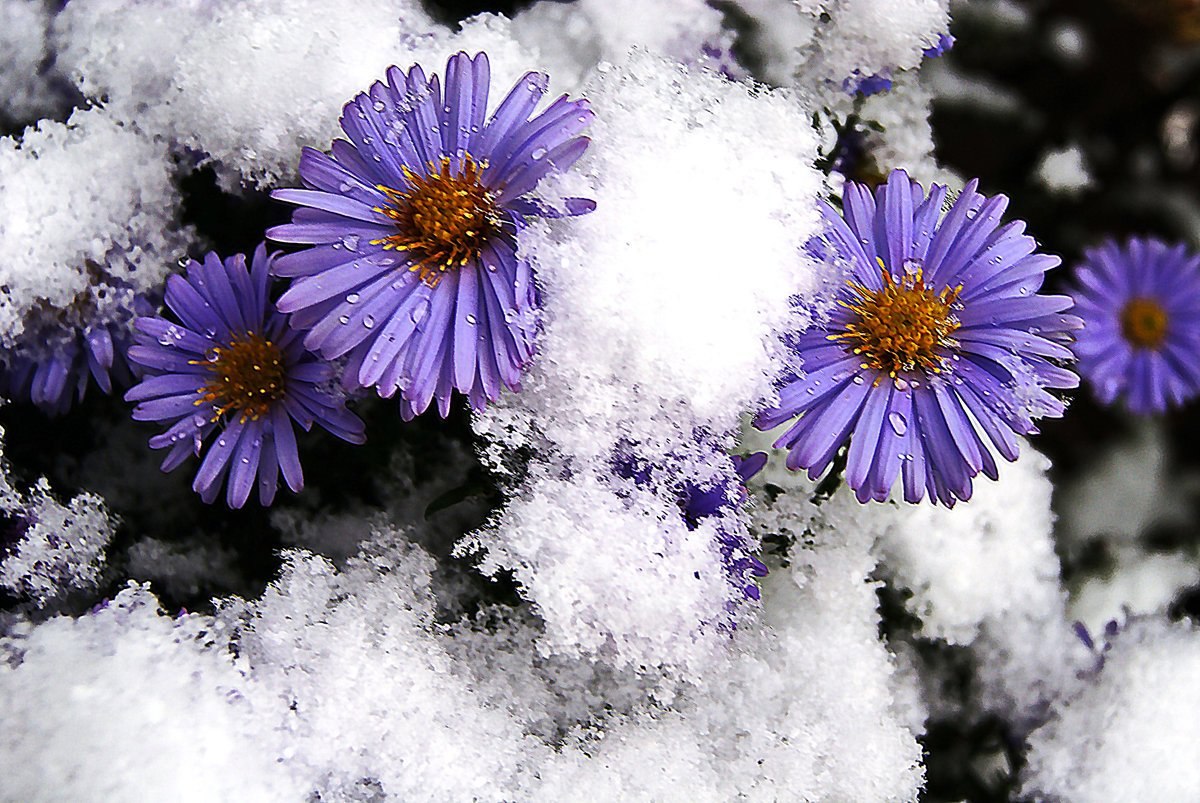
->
[[0, 284, 154, 416], [615, 448, 768, 601], [1068, 237, 1200, 413], [757, 170, 1080, 507], [268, 51, 594, 420], [125, 245, 365, 508]]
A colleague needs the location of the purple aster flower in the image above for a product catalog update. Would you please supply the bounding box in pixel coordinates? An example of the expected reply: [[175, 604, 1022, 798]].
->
[[756, 170, 1081, 507], [616, 448, 769, 601], [846, 70, 895, 97], [268, 51, 594, 420], [1068, 237, 1200, 413], [124, 245, 366, 508], [922, 32, 955, 59], [0, 286, 154, 416]]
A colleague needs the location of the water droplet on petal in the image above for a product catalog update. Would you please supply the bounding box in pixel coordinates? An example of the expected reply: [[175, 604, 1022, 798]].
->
[[887, 411, 908, 436], [410, 299, 430, 326], [372, 100, 385, 112], [893, 376, 910, 391], [346, 293, 360, 304], [204, 327, 218, 339], [341, 235, 360, 251], [465, 313, 477, 325], [531, 146, 547, 160], [338, 315, 350, 325], [363, 315, 375, 329]]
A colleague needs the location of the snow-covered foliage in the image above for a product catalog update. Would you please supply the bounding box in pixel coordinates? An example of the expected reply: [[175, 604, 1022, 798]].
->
[[1, 0, 1195, 800]]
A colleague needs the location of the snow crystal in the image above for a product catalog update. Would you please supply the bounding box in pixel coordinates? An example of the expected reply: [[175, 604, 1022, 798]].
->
[[0, 583, 304, 801], [0, 107, 186, 345], [1035, 144, 1094, 195], [223, 533, 549, 800], [54, 0, 439, 187], [512, 0, 731, 92], [0, 481, 115, 607], [1022, 617, 1200, 802], [467, 49, 824, 668], [0, 421, 115, 607], [732, 0, 949, 105], [873, 446, 1065, 646], [0, 0, 64, 126], [1058, 420, 1189, 547]]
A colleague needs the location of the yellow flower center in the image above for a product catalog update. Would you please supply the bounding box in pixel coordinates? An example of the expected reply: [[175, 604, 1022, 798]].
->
[[371, 154, 500, 287], [194, 332, 287, 422], [831, 263, 963, 377], [1120, 296, 1169, 349]]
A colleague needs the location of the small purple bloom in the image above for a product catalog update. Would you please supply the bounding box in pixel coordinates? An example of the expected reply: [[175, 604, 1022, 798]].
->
[[124, 245, 365, 508], [269, 51, 594, 420], [846, 70, 894, 97], [756, 170, 1081, 507], [1068, 237, 1200, 413], [617, 449, 769, 601], [922, 32, 955, 59], [0, 291, 154, 416]]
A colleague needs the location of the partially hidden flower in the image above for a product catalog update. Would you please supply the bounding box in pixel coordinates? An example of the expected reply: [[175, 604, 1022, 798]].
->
[[1068, 237, 1200, 413], [756, 170, 1081, 506], [616, 448, 769, 601], [125, 245, 365, 508], [0, 283, 154, 416], [683, 452, 770, 601], [268, 51, 594, 419]]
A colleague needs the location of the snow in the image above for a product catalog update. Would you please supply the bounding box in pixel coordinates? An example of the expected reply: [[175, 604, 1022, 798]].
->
[[54, 0, 439, 187], [0, 107, 187, 346], [1022, 617, 1200, 802], [3, 0, 1189, 799]]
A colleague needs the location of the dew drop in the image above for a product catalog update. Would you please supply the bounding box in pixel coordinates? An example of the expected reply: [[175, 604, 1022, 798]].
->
[[346, 293, 360, 304], [372, 100, 385, 112], [338, 315, 351, 325], [893, 376, 909, 391], [363, 315, 376, 329], [206, 350, 220, 363], [193, 414, 207, 427], [204, 327, 217, 339], [339, 181, 353, 193], [852, 375, 865, 385], [341, 235, 360, 251], [465, 313, 477, 325], [410, 299, 430, 325], [531, 146, 547, 160], [965, 208, 978, 220], [887, 411, 908, 436]]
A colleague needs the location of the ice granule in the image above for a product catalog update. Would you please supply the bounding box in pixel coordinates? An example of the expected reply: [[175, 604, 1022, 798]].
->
[[1021, 617, 1200, 802], [0, 107, 187, 345], [54, 0, 439, 188], [1035, 144, 1094, 195]]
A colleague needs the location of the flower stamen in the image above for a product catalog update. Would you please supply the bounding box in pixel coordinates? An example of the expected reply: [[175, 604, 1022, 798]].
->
[[370, 154, 499, 287], [830, 263, 963, 377], [191, 332, 286, 422], [1120, 296, 1169, 349]]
